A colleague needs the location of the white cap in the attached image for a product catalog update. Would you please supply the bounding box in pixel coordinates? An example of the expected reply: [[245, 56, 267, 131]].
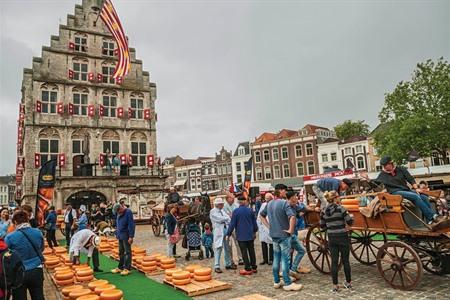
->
[[80, 205, 86, 212], [92, 235, 100, 247], [214, 197, 224, 205]]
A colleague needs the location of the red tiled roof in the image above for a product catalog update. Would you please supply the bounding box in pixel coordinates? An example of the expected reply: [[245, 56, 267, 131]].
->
[[303, 124, 331, 133], [255, 132, 277, 143], [276, 129, 298, 139]]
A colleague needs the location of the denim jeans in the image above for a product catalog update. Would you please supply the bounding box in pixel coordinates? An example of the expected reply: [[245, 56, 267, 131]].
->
[[166, 234, 176, 257], [205, 246, 214, 258], [393, 190, 435, 221], [290, 235, 305, 272], [272, 237, 292, 285], [118, 239, 132, 270], [214, 239, 232, 269]]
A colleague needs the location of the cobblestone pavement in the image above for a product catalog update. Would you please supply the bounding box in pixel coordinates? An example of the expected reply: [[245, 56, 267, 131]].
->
[[132, 225, 449, 300]]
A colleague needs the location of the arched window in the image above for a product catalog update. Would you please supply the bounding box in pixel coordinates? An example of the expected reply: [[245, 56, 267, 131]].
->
[[72, 86, 89, 116], [256, 167, 263, 180], [39, 128, 60, 166], [296, 162, 304, 176], [130, 132, 147, 167], [357, 156, 365, 170], [102, 90, 117, 117], [281, 147, 289, 160], [273, 165, 281, 179], [71, 129, 89, 155], [102, 61, 116, 84], [306, 143, 313, 156], [295, 145, 302, 157], [72, 57, 88, 81], [40, 83, 58, 114], [254, 151, 261, 163], [264, 167, 272, 180], [346, 157, 354, 169], [263, 149, 270, 161], [272, 148, 279, 160], [130, 92, 145, 119], [102, 130, 120, 154], [283, 164, 290, 177], [307, 161, 315, 175]]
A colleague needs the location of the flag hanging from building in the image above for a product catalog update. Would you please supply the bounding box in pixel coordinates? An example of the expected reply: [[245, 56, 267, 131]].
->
[[35, 159, 57, 227], [100, 0, 131, 79]]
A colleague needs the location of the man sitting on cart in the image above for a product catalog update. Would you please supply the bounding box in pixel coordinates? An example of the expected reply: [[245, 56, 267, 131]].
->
[[365, 156, 440, 225]]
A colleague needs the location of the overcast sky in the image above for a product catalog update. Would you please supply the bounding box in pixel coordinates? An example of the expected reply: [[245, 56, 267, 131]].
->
[[0, 0, 449, 174]]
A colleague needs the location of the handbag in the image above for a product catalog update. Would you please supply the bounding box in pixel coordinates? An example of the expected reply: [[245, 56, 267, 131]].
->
[[169, 226, 180, 244]]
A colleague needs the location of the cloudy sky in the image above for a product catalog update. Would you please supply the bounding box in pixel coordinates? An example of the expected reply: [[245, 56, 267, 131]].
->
[[0, 0, 449, 174]]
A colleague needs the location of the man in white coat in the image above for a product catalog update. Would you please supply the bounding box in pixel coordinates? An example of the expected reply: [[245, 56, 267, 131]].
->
[[223, 193, 243, 266], [210, 197, 235, 273]]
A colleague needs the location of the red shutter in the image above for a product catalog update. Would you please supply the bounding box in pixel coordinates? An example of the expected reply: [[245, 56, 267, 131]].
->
[[99, 105, 105, 117], [68, 69, 74, 79], [144, 109, 151, 120], [34, 153, 40, 168], [35, 100, 42, 113], [88, 72, 94, 82], [116, 76, 123, 85], [88, 105, 95, 117], [20, 104, 25, 114], [117, 107, 124, 118], [147, 154, 154, 168], [57, 102, 64, 114], [68, 103, 74, 115], [68, 42, 75, 50], [128, 154, 133, 166], [128, 108, 133, 119], [19, 113, 25, 121], [97, 74, 103, 82], [99, 154, 105, 167], [58, 153, 66, 167], [120, 154, 127, 165]]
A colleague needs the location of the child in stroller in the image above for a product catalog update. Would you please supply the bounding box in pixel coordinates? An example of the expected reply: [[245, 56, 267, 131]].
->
[[185, 222, 204, 261]]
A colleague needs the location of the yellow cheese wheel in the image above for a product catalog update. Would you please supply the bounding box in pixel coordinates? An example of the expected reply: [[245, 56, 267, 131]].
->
[[45, 258, 60, 265], [77, 269, 94, 277], [185, 264, 202, 273], [172, 271, 191, 280], [342, 204, 360, 211], [69, 288, 92, 299], [61, 285, 84, 296], [160, 258, 175, 265], [341, 199, 360, 206], [43, 248, 53, 255], [142, 256, 156, 262], [77, 295, 99, 300], [165, 268, 182, 276], [164, 275, 172, 282], [194, 274, 212, 282], [194, 267, 212, 276], [141, 266, 157, 272], [141, 261, 157, 267], [76, 274, 94, 282], [99, 289, 123, 300], [55, 272, 74, 280], [160, 263, 176, 270], [88, 280, 109, 291], [172, 278, 191, 285], [56, 278, 74, 286], [55, 266, 72, 273], [94, 284, 116, 295]]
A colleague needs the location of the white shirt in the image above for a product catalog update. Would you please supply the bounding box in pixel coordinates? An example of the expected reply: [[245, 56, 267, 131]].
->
[[69, 229, 96, 257], [64, 209, 77, 223]]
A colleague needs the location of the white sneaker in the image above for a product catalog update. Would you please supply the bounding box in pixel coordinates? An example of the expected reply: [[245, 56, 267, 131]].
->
[[274, 281, 284, 289], [289, 270, 301, 280], [283, 282, 303, 291]]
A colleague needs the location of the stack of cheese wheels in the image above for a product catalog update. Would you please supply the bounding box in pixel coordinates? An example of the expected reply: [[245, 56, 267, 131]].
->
[[140, 256, 157, 273], [60, 255, 73, 266], [132, 255, 144, 267], [341, 199, 360, 211], [94, 284, 116, 296], [54, 268, 75, 286], [77, 294, 100, 300], [88, 279, 109, 291], [98, 242, 112, 253], [54, 246, 67, 257], [44, 256, 61, 270], [185, 264, 202, 278], [172, 271, 191, 286], [111, 249, 119, 260], [75, 267, 94, 283], [61, 285, 84, 299], [133, 247, 146, 256], [164, 268, 182, 282], [43, 247, 52, 256], [193, 267, 212, 282], [99, 289, 123, 300], [68, 288, 93, 300], [160, 257, 176, 270]]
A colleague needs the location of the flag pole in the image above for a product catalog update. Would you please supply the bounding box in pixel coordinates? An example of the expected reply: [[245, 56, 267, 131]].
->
[[93, 0, 105, 26]]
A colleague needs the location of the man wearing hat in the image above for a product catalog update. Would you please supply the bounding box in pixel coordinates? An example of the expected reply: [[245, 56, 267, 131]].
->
[[69, 229, 102, 272], [111, 202, 135, 276], [63, 203, 77, 247], [368, 156, 439, 224], [313, 178, 353, 209], [209, 197, 234, 273]]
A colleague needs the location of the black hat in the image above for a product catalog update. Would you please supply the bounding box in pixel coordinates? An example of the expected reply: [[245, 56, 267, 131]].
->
[[274, 184, 288, 191], [380, 156, 393, 166], [342, 178, 353, 187]]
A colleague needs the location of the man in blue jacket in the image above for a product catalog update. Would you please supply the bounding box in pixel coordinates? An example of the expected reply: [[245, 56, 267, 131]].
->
[[313, 178, 353, 209], [226, 196, 258, 275], [111, 202, 135, 276]]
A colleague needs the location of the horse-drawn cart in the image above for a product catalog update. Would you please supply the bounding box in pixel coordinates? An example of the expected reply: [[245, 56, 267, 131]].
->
[[304, 190, 450, 291]]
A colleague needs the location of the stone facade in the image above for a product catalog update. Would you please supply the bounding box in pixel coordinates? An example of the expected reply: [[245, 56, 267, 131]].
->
[[215, 147, 233, 190], [18, 0, 164, 208]]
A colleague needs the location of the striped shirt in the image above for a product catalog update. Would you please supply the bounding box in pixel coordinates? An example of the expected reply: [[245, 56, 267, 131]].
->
[[320, 203, 353, 238]]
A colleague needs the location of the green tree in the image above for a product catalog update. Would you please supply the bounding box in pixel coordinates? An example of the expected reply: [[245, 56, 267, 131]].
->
[[334, 120, 370, 140], [374, 58, 450, 164]]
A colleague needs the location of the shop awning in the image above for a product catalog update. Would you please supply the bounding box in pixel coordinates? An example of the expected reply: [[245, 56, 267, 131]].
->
[[173, 178, 187, 186]]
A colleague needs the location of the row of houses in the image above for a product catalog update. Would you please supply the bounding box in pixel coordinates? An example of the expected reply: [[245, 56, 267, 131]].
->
[[0, 176, 16, 206], [163, 123, 448, 195]]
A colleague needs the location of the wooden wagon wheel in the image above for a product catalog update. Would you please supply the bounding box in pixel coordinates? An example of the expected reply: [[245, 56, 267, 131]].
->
[[350, 230, 387, 265], [305, 226, 338, 274], [418, 240, 450, 275], [376, 241, 423, 290], [151, 215, 161, 236]]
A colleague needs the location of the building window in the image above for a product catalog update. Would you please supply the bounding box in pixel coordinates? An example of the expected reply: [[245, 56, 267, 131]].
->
[[41, 90, 57, 114], [321, 153, 328, 163], [256, 167, 263, 180], [272, 148, 279, 160], [281, 147, 289, 160], [103, 141, 119, 154], [73, 92, 88, 116], [307, 161, 315, 175], [273, 165, 281, 179], [263, 150, 270, 161], [238, 146, 245, 156], [296, 162, 304, 176], [346, 157, 354, 169], [283, 164, 290, 177], [196, 170, 201, 176], [306, 143, 313, 156], [72, 140, 85, 154], [131, 142, 146, 166], [356, 145, 363, 153], [73, 62, 88, 81], [102, 39, 115, 56], [74, 35, 87, 52], [190, 171, 195, 176], [102, 65, 115, 84], [255, 151, 261, 163], [331, 152, 337, 161], [357, 156, 365, 170], [39, 139, 59, 166], [237, 174, 242, 183], [130, 97, 144, 119], [344, 147, 351, 155], [264, 167, 272, 180], [236, 162, 241, 172], [102, 94, 116, 117], [295, 145, 302, 157]]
